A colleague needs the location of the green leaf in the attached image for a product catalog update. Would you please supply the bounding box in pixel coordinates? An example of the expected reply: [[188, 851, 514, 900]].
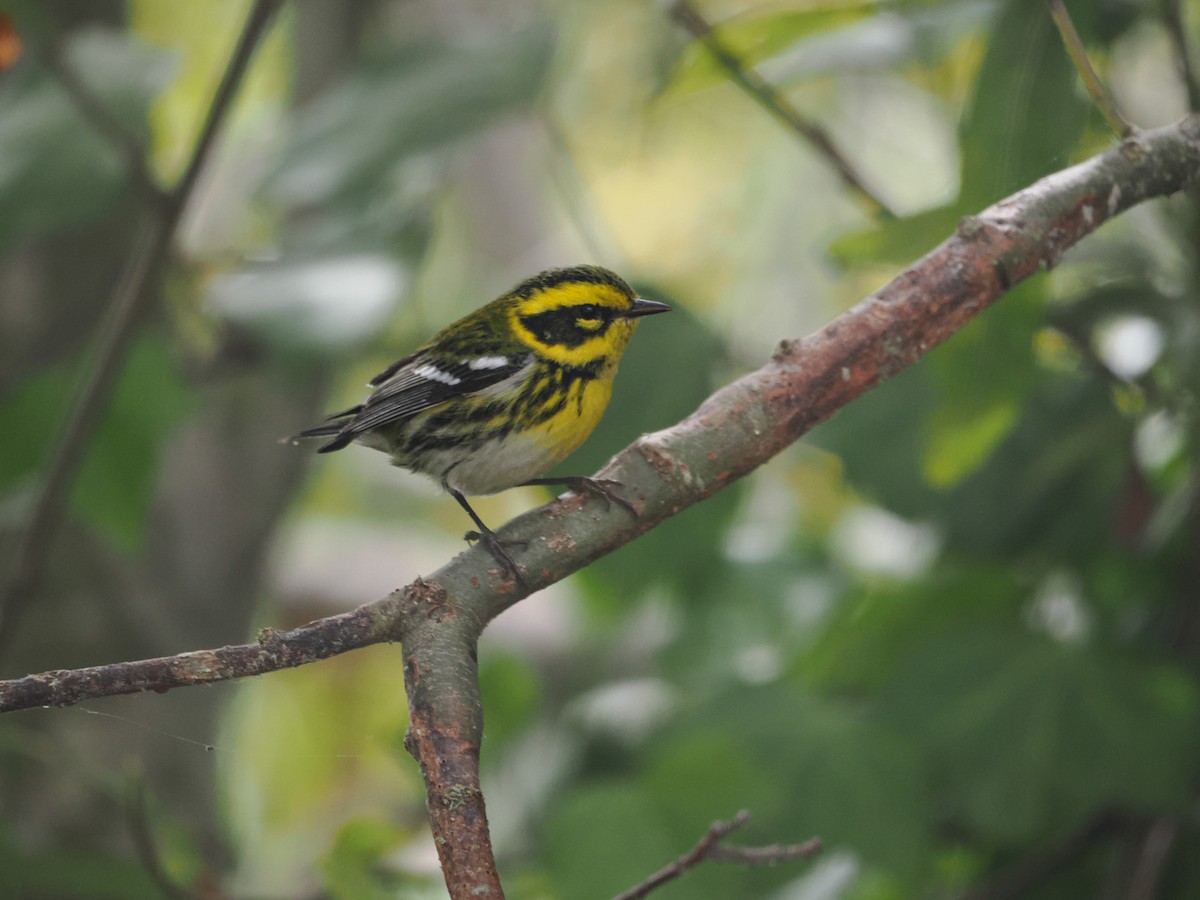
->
[[924, 397, 1016, 486], [770, 693, 929, 874], [800, 568, 1026, 692], [0, 333, 191, 551], [479, 652, 542, 744], [1, 1, 56, 38], [828, 203, 960, 268], [809, 361, 940, 518], [647, 732, 778, 838], [266, 27, 554, 208], [939, 373, 1131, 559], [218, 645, 420, 866], [670, 0, 881, 93], [958, 0, 1092, 208], [659, 686, 930, 876], [320, 818, 414, 900], [879, 627, 1200, 839], [0, 823, 162, 899], [0, 29, 174, 250], [922, 278, 1044, 486], [0, 354, 75, 497], [129, 0, 291, 182], [543, 783, 679, 899], [73, 335, 193, 551]]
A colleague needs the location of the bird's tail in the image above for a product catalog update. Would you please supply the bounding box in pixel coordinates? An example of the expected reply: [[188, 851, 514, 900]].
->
[[282, 405, 362, 453]]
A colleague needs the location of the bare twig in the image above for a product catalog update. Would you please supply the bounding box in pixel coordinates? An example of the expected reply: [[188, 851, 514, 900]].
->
[[126, 775, 203, 900], [1162, 0, 1200, 111], [707, 837, 824, 864], [614, 811, 820, 900], [1047, 0, 1134, 137], [0, 0, 284, 655], [41, 37, 164, 201], [668, 0, 894, 220], [613, 811, 751, 900]]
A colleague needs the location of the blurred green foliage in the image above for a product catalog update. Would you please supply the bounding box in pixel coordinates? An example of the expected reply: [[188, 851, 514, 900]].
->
[[3, 0, 1200, 898]]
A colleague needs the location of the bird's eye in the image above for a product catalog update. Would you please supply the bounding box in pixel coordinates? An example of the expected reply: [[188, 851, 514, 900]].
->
[[573, 304, 606, 332]]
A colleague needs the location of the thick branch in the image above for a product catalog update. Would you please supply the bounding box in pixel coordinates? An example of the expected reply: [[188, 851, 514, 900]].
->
[[400, 582, 499, 896]]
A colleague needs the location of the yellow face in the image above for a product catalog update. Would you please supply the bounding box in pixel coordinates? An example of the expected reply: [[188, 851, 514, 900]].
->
[[508, 281, 641, 368]]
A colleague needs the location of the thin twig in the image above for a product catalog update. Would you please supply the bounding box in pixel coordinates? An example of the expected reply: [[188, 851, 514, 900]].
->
[[40, 36, 164, 202], [169, 0, 284, 214], [1162, 0, 1200, 111], [613, 812, 750, 900], [126, 774, 204, 900], [613, 811, 821, 900], [668, 0, 894, 220], [0, 0, 284, 656], [1047, 0, 1134, 137], [707, 837, 824, 864]]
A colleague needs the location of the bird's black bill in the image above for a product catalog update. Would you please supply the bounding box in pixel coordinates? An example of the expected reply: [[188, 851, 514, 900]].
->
[[624, 297, 671, 318]]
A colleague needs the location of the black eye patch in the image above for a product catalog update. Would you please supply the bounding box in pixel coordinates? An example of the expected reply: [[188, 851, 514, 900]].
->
[[521, 307, 613, 347]]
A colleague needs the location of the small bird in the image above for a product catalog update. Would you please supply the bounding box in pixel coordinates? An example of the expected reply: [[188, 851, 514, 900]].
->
[[290, 264, 671, 582]]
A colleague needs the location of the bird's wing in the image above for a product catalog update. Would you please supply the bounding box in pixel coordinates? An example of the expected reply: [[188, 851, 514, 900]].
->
[[342, 350, 535, 434]]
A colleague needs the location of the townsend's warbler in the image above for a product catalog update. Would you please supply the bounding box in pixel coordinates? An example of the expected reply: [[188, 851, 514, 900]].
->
[[291, 265, 670, 582]]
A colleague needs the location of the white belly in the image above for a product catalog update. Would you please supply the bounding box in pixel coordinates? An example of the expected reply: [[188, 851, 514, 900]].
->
[[417, 431, 567, 496]]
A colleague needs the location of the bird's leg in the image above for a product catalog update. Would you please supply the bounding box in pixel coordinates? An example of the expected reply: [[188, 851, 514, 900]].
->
[[452, 490, 527, 587], [519, 476, 638, 517]]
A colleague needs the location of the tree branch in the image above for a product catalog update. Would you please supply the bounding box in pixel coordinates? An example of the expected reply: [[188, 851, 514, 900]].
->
[[0, 0, 284, 655], [3, 115, 1200, 898], [0, 598, 404, 710], [1162, 0, 1200, 112], [1047, 0, 1134, 137], [667, 0, 895, 220], [614, 811, 821, 900], [40, 35, 164, 202]]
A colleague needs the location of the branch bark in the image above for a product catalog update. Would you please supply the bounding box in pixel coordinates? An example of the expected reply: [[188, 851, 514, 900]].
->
[[3, 115, 1200, 897]]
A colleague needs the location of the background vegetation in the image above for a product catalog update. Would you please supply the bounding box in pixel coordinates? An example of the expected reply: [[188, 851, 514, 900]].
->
[[2, 0, 1200, 897]]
